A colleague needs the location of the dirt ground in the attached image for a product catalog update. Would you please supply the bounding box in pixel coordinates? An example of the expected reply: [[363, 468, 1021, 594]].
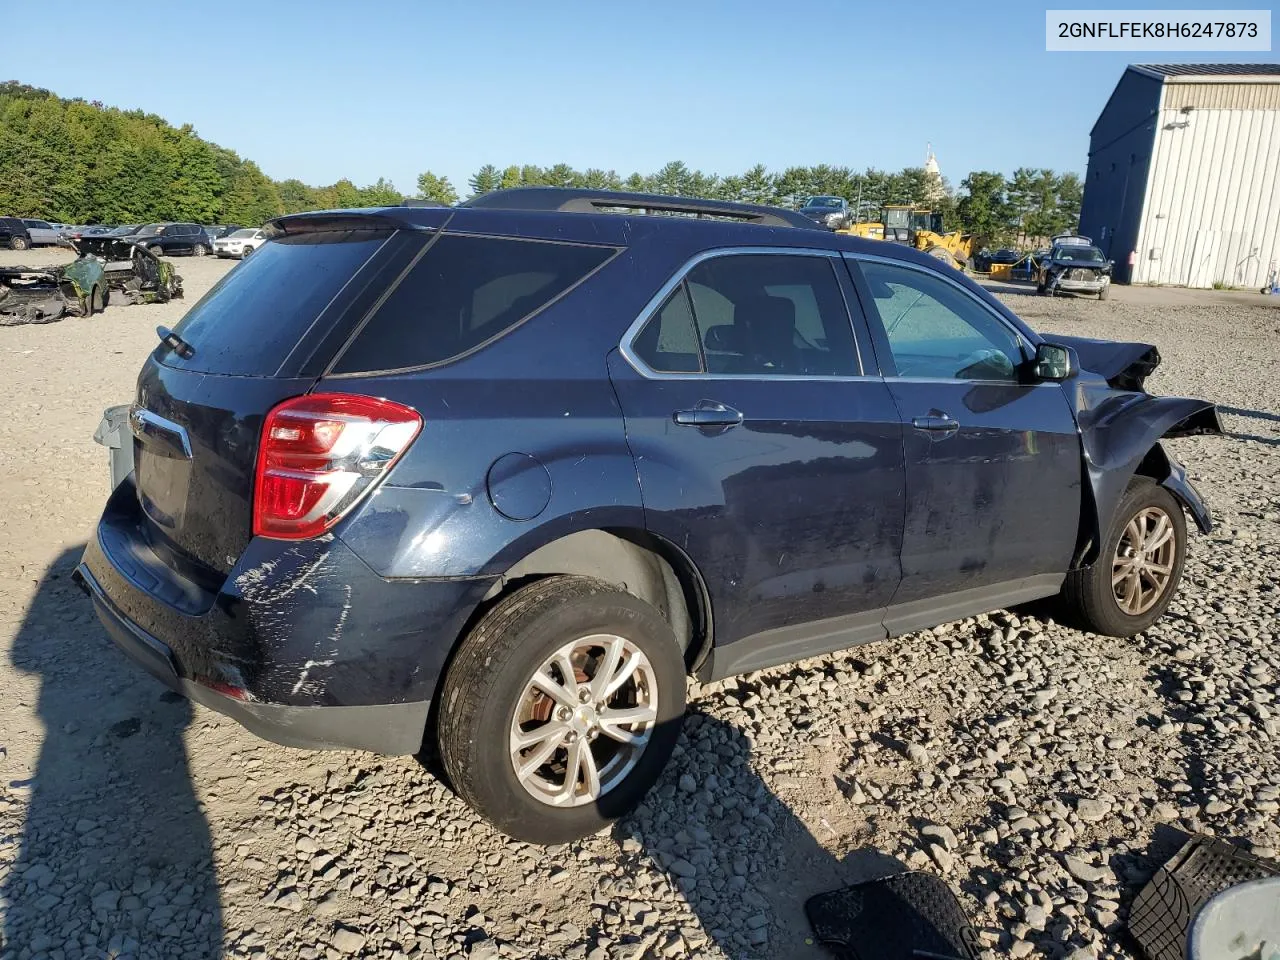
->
[[1, 247, 1278, 960]]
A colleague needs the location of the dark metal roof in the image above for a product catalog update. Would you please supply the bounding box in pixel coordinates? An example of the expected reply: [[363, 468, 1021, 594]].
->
[[1131, 63, 1280, 80]]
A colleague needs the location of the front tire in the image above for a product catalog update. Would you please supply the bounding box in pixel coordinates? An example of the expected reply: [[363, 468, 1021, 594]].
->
[[148, 244, 164, 257], [438, 576, 686, 844], [1060, 478, 1186, 636]]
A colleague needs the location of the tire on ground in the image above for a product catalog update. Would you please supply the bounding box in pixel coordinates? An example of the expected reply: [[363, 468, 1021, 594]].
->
[[437, 575, 686, 844], [1059, 477, 1187, 637]]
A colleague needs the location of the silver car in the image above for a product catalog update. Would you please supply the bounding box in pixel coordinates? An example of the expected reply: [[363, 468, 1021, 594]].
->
[[21, 219, 60, 246]]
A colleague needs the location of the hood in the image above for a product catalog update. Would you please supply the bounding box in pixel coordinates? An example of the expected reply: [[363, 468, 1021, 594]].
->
[[1049, 334, 1160, 391]]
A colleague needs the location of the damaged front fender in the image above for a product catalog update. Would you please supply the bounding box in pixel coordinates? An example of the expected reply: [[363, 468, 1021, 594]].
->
[[1070, 384, 1222, 564]]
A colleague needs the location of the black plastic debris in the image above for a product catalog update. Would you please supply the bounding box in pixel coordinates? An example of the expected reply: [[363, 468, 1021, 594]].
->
[[1130, 835, 1280, 960], [805, 871, 982, 960]]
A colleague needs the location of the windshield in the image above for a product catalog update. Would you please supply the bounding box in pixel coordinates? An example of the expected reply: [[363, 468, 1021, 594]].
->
[[1054, 245, 1105, 262], [805, 197, 843, 209], [134, 224, 165, 237], [109, 225, 139, 235], [228, 229, 257, 239]]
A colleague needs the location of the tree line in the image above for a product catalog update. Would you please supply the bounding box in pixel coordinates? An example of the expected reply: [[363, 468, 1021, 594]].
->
[[1, 82, 1080, 244]]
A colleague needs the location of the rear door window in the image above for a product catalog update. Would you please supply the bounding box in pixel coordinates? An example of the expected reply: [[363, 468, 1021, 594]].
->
[[331, 234, 616, 374], [166, 230, 394, 376], [683, 254, 860, 377]]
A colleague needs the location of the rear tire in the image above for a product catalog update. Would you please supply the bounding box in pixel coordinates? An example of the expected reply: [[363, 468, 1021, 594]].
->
[[192, 243, 207, 257], [1099, 286, 1110, 301], [91, 284, 104, 314], [1059, 478, 1186, 636], [11, 236, 28, 251], [437, 576, 686, 844]]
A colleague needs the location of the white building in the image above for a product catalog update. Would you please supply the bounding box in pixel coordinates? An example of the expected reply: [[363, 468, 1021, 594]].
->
[[1079, 64, 1280, 288]]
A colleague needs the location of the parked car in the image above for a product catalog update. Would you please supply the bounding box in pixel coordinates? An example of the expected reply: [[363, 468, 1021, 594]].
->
[[76, 187, 1221, 844], [203, 224, 242, 243], [797, 195, 850, 230], [106, 224, 141, 238], [1036, 235, 1114, 299], [131, 223, 211, 257], [0, 216, 32, 250], [213, 227, 268, 259], [21, 219, 60, 246], [78, 225, 117, 239]]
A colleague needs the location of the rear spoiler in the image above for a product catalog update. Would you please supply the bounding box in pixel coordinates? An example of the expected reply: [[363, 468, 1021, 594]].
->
[[265, 208, 449, 237]]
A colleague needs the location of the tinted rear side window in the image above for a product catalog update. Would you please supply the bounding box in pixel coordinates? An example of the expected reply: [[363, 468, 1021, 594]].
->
[[331, 234, 616, 374], [168, 230, 391, 376]]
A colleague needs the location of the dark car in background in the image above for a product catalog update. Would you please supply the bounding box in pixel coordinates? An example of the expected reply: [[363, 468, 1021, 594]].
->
[[77, 187, 1220, 845], [1036, 235, 1114, 299], [132, 222, 211, 257], [0, 216, 32, 250], [796, 195, 849, 230]]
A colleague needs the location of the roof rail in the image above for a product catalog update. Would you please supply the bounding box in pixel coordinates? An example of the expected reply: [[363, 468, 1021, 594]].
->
[[460, 187, 815, 229]]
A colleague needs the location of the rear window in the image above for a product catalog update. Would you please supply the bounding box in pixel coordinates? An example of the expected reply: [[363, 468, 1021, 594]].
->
[[167, 230, 391, 376], [331, 234, 616, 374]]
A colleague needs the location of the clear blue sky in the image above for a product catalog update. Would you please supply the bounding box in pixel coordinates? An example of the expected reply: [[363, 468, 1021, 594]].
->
[[7, 0, 1276, 194]]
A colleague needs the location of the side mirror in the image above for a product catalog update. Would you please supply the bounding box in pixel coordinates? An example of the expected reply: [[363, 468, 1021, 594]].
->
[[1033, 342, 1077, 381]]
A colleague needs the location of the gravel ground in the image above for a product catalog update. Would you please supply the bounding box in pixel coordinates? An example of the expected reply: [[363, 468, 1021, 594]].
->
[[1, 247, 1278, 960]]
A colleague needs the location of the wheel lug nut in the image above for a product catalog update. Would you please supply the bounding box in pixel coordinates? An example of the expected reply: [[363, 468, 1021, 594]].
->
[[556, 707, 570, 721], [578, 689, 591, 703]]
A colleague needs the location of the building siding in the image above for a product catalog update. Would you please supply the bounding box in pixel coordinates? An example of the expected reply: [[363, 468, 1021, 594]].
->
[[1132, 83, 1280, 289], [1079, 71, 1162, 283]]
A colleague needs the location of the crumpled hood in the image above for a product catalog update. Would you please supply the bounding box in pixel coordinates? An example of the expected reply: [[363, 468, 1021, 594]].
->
[[1050, 334, 1161, 391]]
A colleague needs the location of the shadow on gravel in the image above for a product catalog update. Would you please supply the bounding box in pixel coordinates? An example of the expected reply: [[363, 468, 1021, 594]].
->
[[615, 711, 907, 959], [1218, 405, 1280, 423], [1, 548, 222, 958], [1217, 405, 1280, 446]]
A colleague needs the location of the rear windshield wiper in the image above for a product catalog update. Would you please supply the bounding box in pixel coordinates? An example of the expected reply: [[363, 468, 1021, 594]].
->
[[156, 325, 195, 359]]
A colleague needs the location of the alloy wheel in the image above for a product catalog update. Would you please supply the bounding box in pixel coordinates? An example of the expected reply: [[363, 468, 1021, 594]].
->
[[509, 634, 658, 808], [1112, 505, 1177, 615]]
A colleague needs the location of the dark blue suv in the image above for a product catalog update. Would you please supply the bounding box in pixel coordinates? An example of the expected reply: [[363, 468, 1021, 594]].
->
[[76, 188, 1221, 843]]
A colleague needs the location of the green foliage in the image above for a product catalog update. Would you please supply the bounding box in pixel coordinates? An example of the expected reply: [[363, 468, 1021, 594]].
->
[[0, 82, 402, 225], [469, 164, 501, 196], [415, 171, 458, 205]]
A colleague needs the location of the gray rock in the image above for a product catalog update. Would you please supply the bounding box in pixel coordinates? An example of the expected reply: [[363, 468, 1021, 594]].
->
[[667, 859, 697, 879], [330, 927, 366, 954], [921, 824, 958, 851], [1075, 799, 1110, 823], [1063, 855, 1107, 884]]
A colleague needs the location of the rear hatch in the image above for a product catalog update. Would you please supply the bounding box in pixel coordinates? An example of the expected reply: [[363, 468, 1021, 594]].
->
[[129, 217, 436, 588]]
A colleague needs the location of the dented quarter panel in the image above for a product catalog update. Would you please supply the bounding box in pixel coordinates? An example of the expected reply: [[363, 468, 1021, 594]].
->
[[81, 478, 492, 707]]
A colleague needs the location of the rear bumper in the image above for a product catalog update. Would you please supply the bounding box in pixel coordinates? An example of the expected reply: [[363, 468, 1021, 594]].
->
[[75, 561, 431, 754]]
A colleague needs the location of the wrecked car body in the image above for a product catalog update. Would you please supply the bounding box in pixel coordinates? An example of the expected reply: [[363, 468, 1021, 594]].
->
[[70, 236, 184, 305], [1036, 234, 1114, 299], [0, 256, 107, 324], [1050, 333, 1222, 565], [0, 239, 183, 326]]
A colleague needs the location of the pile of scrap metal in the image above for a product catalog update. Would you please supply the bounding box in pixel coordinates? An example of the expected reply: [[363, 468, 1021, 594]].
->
[[0, 238, 183, 326]]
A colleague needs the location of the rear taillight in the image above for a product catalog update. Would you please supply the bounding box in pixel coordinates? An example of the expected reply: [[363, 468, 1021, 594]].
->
[[253, 393, 422, 540]]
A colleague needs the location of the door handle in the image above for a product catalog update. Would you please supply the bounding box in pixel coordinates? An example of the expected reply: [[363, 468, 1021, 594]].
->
[[673, 402, 744, 428], [911, 414, 960, 435]]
